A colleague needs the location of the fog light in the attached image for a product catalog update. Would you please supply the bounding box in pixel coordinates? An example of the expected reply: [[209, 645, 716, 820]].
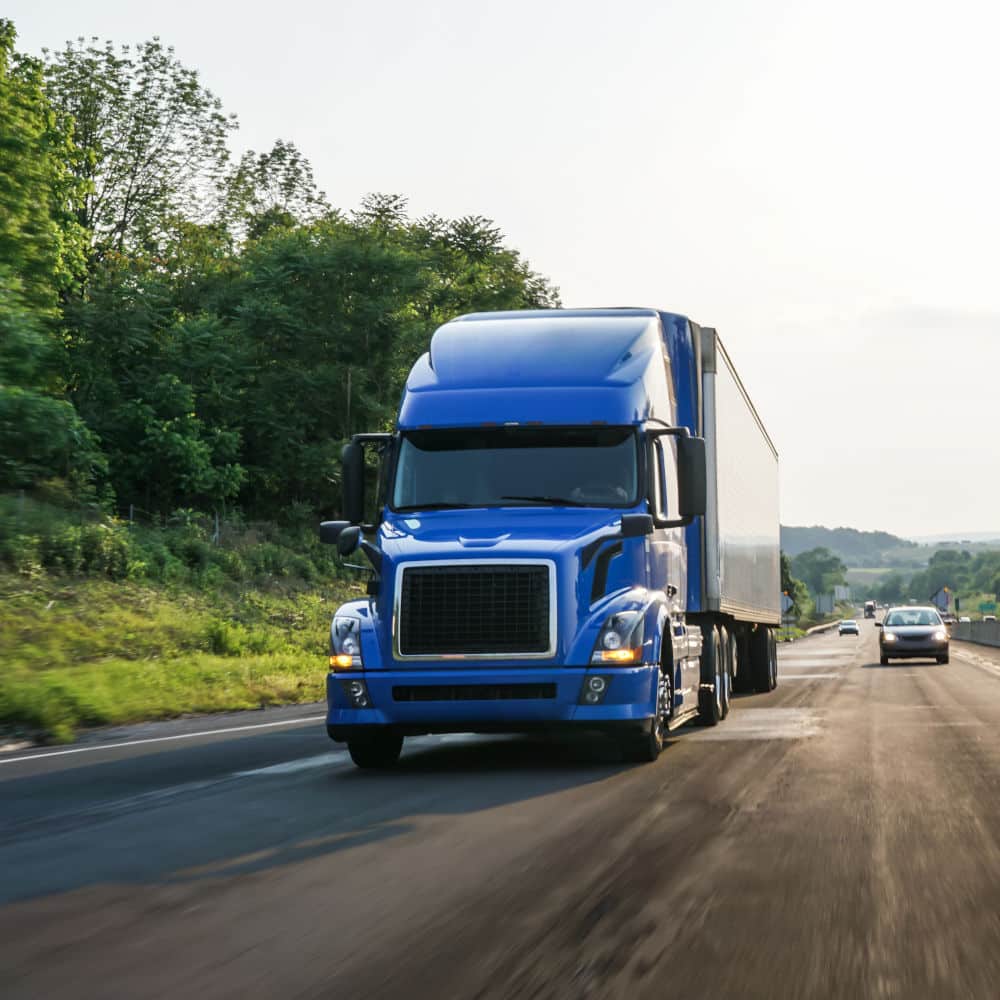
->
[[579, 674, 611, 705], [340, 678, 372, 709]]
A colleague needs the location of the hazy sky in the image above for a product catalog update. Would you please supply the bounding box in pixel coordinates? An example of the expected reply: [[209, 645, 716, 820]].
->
[[10, 0, 1000, 537]]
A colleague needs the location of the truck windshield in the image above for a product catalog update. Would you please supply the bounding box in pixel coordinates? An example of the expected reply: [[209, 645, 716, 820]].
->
[[391, 426, 639, 511]]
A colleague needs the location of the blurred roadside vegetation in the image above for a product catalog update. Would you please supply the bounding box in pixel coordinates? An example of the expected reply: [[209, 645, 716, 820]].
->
[[0, 496, 361, 742]]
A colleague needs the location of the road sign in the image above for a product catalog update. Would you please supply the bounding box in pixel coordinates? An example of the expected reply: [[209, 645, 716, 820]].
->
[[980, 601, 997, 613], [781, 594, 794, 613]]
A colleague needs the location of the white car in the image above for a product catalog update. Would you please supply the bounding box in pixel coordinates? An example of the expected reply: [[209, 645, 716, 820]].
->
[[838, 619, 859, 636]]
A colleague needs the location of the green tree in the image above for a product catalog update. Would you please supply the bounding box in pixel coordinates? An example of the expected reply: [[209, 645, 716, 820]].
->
[[42, 35, 237, 259], [220, 139, 332, 243], [0, 21, 99, 492], [874, 572, 905, 605], [780, 550, 809, 615], [791, 546, 847, 596]]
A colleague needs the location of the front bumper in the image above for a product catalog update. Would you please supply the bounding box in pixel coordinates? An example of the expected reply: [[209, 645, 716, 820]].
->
[[325, 664, 658, 740], [881, 641, 949, 658]]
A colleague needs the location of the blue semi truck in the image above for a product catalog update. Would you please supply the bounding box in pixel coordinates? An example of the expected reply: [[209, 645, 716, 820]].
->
[[320, 308, 780, 767]]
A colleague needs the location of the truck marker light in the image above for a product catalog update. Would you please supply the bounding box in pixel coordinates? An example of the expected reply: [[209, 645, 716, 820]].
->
[[600, 648, 640, 663], [331, 654, 354, 669]]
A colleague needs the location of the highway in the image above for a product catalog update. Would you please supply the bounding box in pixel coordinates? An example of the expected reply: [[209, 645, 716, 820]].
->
[[5, 624, 1000, 998]]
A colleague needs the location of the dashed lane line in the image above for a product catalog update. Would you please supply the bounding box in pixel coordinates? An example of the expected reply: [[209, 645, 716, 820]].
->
[[0, 714, 328, 766]]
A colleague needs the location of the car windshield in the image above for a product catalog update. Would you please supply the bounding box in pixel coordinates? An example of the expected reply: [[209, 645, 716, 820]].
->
[[842, 620, 857, 626], [884, 609, 942, 627], [391, 426, 639, 510]]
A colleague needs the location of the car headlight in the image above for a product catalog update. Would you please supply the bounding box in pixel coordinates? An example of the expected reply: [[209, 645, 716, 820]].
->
[[883, 631, 897, 642], [330, 615, 364, 669], [591, 610, 644, 664], [933, 629, 947, 641]]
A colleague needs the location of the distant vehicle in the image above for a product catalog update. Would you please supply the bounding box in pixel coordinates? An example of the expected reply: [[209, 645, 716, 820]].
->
[[984, 615, 997, 623], [876, 606, 949, 665], [959, 616, 971, 623], [863, 600, 876, 619], [839, 619, 859, 635], [941, 613, 957, 625]]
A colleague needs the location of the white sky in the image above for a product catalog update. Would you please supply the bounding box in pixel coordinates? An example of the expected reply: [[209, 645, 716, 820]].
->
[[10, 0, 1000, 537]]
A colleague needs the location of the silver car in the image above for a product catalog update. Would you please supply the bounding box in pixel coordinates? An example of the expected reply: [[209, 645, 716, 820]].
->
[[876, 606, 949, 665]]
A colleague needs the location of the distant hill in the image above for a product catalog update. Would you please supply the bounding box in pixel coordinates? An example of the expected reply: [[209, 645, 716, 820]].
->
[[780, 525, 919, 567]]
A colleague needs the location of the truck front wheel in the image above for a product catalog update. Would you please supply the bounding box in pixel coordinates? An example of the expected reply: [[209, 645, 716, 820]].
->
[[698, 627, 722, 726], [347, 731, 404, 769]]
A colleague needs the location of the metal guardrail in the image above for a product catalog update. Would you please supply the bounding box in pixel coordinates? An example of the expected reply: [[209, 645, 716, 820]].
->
[[950, 621, 1000, 648]]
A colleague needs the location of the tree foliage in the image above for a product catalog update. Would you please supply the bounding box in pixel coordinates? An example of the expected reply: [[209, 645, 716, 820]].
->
[[790, 546, 847, 597], [0, 24, 559, 517], [0, 21, 100, 491], [42, 35, 237, 258]]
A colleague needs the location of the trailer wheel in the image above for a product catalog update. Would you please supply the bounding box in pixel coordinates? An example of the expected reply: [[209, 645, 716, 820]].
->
[[698, 627, 722, 726], [768, 628, 778, 690], [347, 732, 404, 769], [718, 626, 733, 719], [733, 626, 754, 694], [750, 626, 775, 693]]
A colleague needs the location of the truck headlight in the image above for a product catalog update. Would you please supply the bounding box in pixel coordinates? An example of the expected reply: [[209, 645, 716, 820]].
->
[[591, 611, 644, 664], [883, 631, 897, 643], [330, 615, 364, 670]]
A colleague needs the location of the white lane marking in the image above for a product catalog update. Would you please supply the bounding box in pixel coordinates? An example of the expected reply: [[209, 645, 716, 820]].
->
[[0, 715, 327, 766], [779, 660, 851, 668], [688, 707, 820, 741], [780, 673, 840, 680], [235, 751, 348, 777], [952, 649, 1000, 679]]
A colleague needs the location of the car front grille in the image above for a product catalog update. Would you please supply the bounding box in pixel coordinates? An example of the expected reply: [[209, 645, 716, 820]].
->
[[397, 563, 551, 657]]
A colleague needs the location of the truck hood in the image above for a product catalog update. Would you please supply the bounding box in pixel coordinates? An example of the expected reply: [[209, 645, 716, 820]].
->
[[380, 507, 623, 553]]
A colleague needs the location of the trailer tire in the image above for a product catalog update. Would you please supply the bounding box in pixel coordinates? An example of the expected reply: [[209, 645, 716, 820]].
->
[[750, 626, 775, 693], [769, 629, 778, 690], [733, 626, 754, 694], [718, 625, 733, 719], [347, 732, 404, 769], [698, 627, 722, 726]]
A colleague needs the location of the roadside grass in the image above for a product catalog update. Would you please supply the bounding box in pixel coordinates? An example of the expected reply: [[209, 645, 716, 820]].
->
[[0, 574, 361, 744]]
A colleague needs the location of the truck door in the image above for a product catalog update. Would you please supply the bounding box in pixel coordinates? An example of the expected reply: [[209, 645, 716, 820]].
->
[[649, 435, 697, 710]]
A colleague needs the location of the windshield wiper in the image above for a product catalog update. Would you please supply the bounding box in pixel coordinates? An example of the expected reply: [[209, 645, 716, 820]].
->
[[500, 495, 590, 507]]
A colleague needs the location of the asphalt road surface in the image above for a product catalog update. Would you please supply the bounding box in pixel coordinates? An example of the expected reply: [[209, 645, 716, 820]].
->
[[5, 623, 1000, 999]]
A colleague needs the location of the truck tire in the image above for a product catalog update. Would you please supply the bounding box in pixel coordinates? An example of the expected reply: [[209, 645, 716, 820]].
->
[[769, 629, 778, 690], [619, 666, 670, 763], [718, 625, 733, 719], [698, 627, 722, 726], [619, 716, 663, 763], [750, 625, 776, 693], [733, 626, 754, 694], [347, 731, 404, 769]]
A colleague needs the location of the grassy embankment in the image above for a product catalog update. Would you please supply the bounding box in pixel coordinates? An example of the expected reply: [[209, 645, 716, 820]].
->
[[0, 496, 359, 743]]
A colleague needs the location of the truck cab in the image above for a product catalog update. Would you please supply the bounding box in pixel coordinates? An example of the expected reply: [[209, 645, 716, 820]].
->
[[321, 309, 778, 767]]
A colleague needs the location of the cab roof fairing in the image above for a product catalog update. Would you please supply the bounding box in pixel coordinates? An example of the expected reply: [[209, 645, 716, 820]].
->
[[396, 310, 682, 430]]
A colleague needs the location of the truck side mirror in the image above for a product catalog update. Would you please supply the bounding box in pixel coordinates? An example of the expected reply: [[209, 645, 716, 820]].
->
[[342, 441, 365, 524], [319, 520, 351, 545], [677, 435, 707, 520], [621, 514, 654, 537], [337, 525, 362, 556]]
